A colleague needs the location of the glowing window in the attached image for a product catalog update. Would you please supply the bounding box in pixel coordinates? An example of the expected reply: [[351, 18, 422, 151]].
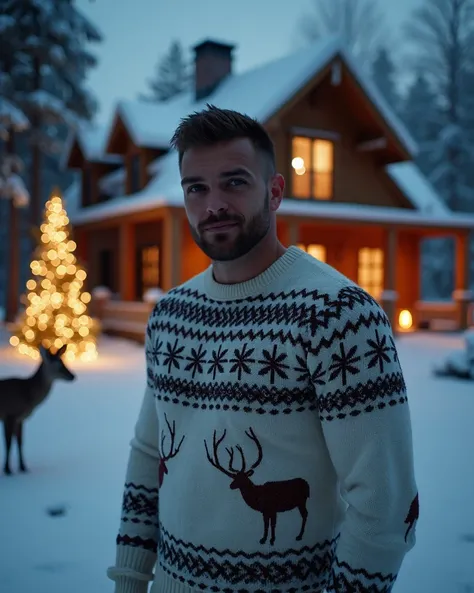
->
[[292, 136, 334, 200], [358, 248, 384, 300]]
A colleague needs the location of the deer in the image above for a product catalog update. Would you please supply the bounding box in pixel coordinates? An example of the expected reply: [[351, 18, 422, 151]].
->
[[158, 413, 185, 487], [0, 344, 76, 475], [204, 427, 310, 546]]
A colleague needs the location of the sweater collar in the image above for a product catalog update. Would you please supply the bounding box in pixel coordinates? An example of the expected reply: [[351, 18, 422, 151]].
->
[[203, 245, 304, 301]]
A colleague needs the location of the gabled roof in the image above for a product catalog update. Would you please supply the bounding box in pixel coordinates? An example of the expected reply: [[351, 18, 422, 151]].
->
[[109, 96, 190, 150], [61, 123, 122, 169], [101, 36, 418, 157], [67, 36, 461, 227]]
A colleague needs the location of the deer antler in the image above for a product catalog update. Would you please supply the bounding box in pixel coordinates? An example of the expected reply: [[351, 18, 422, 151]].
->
[[245, 427, 263, 474], [226, 445, 246, 473], [160, 414, 185, 462], [204, 430, 236, 478]]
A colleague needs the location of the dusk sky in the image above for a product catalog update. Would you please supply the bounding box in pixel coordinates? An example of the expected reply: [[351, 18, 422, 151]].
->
[[77, 0, 423, 124]]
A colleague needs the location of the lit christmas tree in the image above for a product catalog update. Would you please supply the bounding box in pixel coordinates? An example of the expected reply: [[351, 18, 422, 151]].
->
[[9, 188, 98, 362]]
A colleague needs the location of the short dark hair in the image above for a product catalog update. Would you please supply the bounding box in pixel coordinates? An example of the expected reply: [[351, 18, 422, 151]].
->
[[170, 104, 276, 175]]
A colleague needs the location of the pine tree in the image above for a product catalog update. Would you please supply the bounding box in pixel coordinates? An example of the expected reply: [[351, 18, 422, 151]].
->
[[298, 0, 387, 69], [140, 40, 190, 102], [2, 0, 102, 226], [403, 0, 474, 211], [459, 63, 474, 288], [370, 47, 399, 111], [400, 74, 441, 175], [0, 8, 30, 185], [10, 188, 98, 362]]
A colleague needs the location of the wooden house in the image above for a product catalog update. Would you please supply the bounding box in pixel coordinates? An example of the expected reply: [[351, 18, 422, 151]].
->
[[63, 37, 474, 340]]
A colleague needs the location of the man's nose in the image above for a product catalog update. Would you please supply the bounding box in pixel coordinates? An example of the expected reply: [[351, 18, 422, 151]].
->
[[206, 193, 229, 215]]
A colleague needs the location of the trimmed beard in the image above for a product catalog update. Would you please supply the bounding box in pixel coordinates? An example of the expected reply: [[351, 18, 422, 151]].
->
[[190, 192, 271, 262]]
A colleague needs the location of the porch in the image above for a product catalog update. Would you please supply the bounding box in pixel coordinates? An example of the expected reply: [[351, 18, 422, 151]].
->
[[77, 206, 473, 343]]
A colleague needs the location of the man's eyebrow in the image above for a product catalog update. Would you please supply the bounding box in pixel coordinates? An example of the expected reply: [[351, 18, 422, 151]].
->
[[181, 175, 203, 187], [219, 168, 252, 179], [181, 168, 253, 187]]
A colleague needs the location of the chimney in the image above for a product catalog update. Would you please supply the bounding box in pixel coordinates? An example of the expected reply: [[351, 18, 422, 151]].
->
[[193, 39, 235, 101]]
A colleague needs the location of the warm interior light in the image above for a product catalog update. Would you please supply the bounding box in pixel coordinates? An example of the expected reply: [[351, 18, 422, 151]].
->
[[291, 156, 304, 169], [399, 309, 413, 331]]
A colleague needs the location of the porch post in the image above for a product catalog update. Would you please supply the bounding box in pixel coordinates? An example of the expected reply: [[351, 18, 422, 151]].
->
[[163, 208, 182, 291], [453, 231, 472, 330], [119, 221, 135, 301], [381, 227, 398, 330]]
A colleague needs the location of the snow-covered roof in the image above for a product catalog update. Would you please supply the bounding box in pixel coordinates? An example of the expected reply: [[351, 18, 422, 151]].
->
[[275, 200, 474, 230], [386, 162, 449, 215], [103, 36, 418, 157], [98, 166, 126, 195], [114, 97, 190, 149], [69, 177, 474, 230], [68, 36, 456, 227], [61, 122, 122, 169]]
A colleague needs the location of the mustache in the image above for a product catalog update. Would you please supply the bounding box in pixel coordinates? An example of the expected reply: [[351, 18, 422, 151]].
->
[[198, 214, 243, 231]]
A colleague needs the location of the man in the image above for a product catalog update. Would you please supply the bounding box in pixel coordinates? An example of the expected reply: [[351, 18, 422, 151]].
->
[[107, 105, 418, 593]]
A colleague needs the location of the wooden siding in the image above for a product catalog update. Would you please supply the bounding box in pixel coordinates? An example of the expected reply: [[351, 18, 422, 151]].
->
[[276, 78, 413, 209]]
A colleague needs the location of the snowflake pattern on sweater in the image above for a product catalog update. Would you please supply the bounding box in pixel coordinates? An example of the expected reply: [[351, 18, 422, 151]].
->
[[108, 246, 418, 593]]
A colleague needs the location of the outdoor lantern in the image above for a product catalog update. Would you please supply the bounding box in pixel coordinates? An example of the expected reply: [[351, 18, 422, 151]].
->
[[398, 309, 413, 331]]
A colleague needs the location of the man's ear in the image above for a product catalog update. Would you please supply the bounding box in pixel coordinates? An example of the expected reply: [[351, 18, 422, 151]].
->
[[269, 173, 285, 211]]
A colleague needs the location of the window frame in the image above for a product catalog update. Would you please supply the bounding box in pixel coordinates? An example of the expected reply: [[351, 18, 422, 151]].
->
[[290, 132, 336, 201]]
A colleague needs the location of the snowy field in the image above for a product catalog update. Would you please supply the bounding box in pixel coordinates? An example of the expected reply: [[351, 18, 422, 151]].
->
[[0, 329, 473, 593]]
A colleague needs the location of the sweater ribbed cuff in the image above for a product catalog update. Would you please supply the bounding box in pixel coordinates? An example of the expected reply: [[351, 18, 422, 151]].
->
[[107, 546, 156, 593], [110, 575, 150, 593]]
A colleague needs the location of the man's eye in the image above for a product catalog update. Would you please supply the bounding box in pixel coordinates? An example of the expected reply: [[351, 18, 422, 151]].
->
[[187, 184, 205, 194], [228, 178, 246, 187]]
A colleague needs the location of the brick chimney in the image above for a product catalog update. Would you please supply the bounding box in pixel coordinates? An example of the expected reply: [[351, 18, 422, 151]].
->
[[193, 39, 235, 101]]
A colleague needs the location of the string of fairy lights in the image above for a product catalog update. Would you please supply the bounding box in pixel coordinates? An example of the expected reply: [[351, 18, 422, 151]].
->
[[9, 193, 98, 362]]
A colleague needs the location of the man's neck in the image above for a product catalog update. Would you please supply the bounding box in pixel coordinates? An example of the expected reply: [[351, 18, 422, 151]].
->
[[212, 238, 287, 285]]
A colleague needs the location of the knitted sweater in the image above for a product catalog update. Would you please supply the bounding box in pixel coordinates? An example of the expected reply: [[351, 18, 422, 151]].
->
[[107, 246, 418, 593]]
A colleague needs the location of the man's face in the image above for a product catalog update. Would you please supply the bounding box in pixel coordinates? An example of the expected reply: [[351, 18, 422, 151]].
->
[[180, 138, 283, 262]]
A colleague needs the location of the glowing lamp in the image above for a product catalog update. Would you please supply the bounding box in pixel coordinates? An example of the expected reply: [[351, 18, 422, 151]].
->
[[398, 309, 413, 331], [291, 157, 304, 169]]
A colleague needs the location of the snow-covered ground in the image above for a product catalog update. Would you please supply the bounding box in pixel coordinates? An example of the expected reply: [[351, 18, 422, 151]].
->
[[0, 329, 473, 593]]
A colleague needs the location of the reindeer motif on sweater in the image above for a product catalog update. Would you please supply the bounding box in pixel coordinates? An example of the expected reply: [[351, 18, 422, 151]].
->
[[204, 427, 310, 546]]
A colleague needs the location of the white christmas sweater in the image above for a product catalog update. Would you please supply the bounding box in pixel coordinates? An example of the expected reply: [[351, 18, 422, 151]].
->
[[107, 246, 419, 593]]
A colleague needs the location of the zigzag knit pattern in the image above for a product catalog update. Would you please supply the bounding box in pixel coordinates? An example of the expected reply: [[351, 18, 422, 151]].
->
[[158, 522, 337, 590], [116, 482, 159, 553], [111, 247, 418, 593], [327, 559, 397, 593]]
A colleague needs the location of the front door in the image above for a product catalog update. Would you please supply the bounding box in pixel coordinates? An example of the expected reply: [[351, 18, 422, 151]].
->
[[136, 244, 161, 299]]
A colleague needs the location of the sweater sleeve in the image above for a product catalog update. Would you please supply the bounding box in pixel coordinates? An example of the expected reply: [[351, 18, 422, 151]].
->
[[107, 327, 160, 593], [306, 289, 419, 592]]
